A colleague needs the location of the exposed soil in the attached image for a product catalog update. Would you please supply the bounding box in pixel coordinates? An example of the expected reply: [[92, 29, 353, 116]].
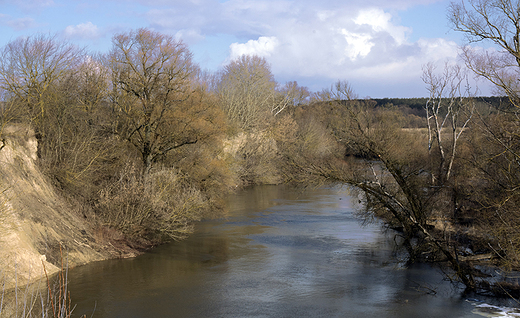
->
[[0, 124, 123, 289]]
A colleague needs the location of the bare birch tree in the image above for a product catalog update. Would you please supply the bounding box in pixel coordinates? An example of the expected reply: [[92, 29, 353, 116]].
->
[[422, 62, 475, 184]]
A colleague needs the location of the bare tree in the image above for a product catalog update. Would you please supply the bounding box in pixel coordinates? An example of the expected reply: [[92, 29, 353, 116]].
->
[[281, 81, 311, 107], [312, 80, 358, 102], [293, 77, 479, 290], [108, 28, 199, 174], [271, 81, 309, 116], [422, 62, 475, 184], [217, 55, 275, 130], [449, 0, 520, 107], [217, 55, 296, 131], [449, 0, 520, 163], [311, 101, 478, 290], [0, 34, 82, 123], [75, 55, 109, 113], [450, 0, 520, 269]]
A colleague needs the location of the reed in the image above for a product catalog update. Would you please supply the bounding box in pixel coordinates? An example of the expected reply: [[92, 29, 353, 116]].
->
[[0, 246, 86, 318]]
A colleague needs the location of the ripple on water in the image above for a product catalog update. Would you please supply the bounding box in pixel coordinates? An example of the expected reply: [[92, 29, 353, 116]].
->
[[470, 302, 520, 317]]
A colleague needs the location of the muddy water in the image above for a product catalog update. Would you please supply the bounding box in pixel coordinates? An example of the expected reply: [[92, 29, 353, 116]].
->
[[68, 185, 492, 318]]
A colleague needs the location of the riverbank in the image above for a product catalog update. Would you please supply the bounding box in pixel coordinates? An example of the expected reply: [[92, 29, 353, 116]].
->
[[0, 125, 115, 289], [0, 122, 243, 292]]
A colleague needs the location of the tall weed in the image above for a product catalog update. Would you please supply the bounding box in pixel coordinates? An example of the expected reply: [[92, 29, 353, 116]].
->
[[0, 247, 85, 318]]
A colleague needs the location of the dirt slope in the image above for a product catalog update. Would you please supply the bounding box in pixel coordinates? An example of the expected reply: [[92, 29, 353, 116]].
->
[[0, 124, 109, 289]]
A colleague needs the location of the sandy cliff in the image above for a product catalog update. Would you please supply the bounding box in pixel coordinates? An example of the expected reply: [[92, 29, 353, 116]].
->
[[0, 124, 109, 289]]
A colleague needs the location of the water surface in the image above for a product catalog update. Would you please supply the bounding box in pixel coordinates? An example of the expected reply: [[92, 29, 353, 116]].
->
[[68, 185, 499, 317]]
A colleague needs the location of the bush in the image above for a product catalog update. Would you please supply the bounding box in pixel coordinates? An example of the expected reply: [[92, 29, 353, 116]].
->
[[96, 164, 212, 244]]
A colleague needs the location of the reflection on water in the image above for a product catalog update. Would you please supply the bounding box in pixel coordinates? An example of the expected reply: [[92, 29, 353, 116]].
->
[[69, 185, 489, 318]]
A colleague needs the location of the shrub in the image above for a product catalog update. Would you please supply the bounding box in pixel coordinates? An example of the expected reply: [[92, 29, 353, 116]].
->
[[96, 164, 211, 244]]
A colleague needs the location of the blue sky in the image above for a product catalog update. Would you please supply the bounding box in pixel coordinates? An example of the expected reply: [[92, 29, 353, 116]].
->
[[0, 0, 494, 97]]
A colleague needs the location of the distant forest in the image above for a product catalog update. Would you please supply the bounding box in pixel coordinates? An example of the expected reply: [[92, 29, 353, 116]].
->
[[368, 96, 512, 117]]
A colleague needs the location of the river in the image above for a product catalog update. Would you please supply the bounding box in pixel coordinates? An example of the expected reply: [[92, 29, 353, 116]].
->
[[67, 185, 519, 318]]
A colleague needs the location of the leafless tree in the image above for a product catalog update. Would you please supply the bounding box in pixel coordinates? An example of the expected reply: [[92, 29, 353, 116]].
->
[[0, 34, 83, 123], [217, 55, 275, 130], [450, 0, 520, 271], [449, 0, 520, 107], [108, 28, 198, 174], [422, 62, 475, 184], [217, 55, 297, 131], [312, 80, 358, 102]]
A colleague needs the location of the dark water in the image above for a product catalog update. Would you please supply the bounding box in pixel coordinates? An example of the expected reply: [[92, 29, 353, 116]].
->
[[67, 185, 501, 318]]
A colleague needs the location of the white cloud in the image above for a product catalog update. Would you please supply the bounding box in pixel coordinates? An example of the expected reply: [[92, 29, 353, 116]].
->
[[354, 8, 410, 45], [4, 17, 35, 30], [317, 10, 335, 22], [64, 22, 101, 40], [131, 0, 474, 96], [341, 29, 374, 61], [219, 4, 461, 95], [418, 38, 459, 61], [174, 29, 205, 43], [229, 36, 279, 60]]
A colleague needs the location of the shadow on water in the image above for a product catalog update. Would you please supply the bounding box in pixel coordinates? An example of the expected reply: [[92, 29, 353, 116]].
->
[[68, 185, 501, 318]]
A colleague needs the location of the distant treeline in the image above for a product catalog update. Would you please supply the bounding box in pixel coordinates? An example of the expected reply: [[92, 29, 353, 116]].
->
[[367, 96, 513, 114]]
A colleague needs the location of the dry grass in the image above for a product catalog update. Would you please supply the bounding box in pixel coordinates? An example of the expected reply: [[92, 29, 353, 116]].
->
[[0, 246, 85, 318]]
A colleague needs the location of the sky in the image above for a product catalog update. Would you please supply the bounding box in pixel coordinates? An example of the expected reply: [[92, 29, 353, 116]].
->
[[0, 0, 496, 98]]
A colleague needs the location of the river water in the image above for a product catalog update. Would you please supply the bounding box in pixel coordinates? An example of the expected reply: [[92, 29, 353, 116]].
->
[[67, 185, 518, 318]]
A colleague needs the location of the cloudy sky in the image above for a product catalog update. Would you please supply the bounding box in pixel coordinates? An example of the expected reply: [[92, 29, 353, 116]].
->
[[0, 0, 494, 97]]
